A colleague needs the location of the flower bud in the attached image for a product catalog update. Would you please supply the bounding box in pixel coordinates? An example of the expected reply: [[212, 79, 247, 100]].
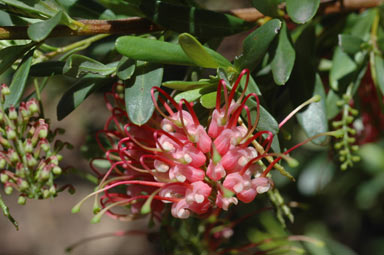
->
[[6, 126, 16, 140], [15, 163, 25, 178], [8, 106, 17, 120], [26, 154, 37, 168], [27, 98, 39, 114], [49, 185, 56, 195], [18, 179, 29, 191], [43, 189, 50, 199], [0, 158, 7, 169], [0, 136, 10, 148], [5, 185, 13, 195], [52, 166, 62, 175], [0, 173, 8, 183], [17, 196, 26, 205], [7, 149, 19, 163], [24, 139, 33, 153], [1, 84, 10, 95], [19, 103, 31, 119]]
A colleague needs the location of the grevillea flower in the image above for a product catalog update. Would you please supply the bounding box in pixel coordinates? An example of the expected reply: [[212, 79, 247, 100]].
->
[[75, 70, 334, 222]]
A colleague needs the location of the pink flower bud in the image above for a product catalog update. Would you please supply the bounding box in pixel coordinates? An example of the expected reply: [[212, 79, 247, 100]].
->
[[207, 160, 226, 181], [221, 147, 257, 174], [169, 164, 205, 183]]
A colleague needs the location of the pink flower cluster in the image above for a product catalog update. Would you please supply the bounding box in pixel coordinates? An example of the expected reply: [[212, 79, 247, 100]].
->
[[94, 70, 276, 220]]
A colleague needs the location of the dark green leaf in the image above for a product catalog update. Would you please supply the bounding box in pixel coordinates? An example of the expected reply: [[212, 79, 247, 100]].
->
[[236, 19, 281, 71], [289, 23, 317, 107], [329, 47, 357, 91], [139, 0, 252, 37], [97, 0, 145, 17], [0, 44, 33, 75], [30, 61, 65, 76], [178, 33, 231, 68], [162, 79, 214, 91], [251, 0, 282, 17], [27, 11, 63, 42], [116, 57, 135, 80], [338, 34, 364, 55], [57, 74, 114, 120], [0, 0, 58, 19], [373, 54, 384, 95], [271, 22, 296, 85], [296, 74, 328, 144], [4, 52, 33, 108], [286, 0, 320, 24], [63, 54, 116, 77], [125, 63, 163, 125]]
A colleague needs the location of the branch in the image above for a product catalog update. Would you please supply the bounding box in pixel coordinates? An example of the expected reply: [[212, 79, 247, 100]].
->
[[0, 0, 382, 40], [0, 17, 161, 40]]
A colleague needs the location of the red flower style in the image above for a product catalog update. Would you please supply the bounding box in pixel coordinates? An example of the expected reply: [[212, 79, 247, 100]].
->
[[77, 69, 321, 222]]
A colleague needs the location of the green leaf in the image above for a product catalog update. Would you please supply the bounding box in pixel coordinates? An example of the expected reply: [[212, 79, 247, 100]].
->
[[116, 36, 194, 66], [326, 89, 342, 120], [0, 44, 33, 75], [116, 57, 135, 80], [116, 36, 230, 68], [240, 72, 261, 95], [271, 22, 296, 85], [140, 0, 252, 37], [200, 91, 217, 109], [296, 74, 328, 144], [57, 74, 113, 120], [329, 47, 357, 91], [174, 87, 205, 103], [125, 63, 163, 125], [286, 0, 320, 24], [162, 79, 214, 91], [373, 54, 384, 95], [251, 0, 282, 17], [178, 33, 231, 68], [4, 52, 33, 108], [0, 0, 56, 19], [236, 19, 281, 71], [27, 11, 63, 42], [63, 54, 116, 77], [30, 61, 65, 76], [338, 34, 365, 55]]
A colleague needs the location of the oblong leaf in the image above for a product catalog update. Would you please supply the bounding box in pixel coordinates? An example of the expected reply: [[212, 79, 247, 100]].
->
[[271, 22, 295, 85], [57, 74, 114, 120], [200, 91, 217, 109], [116, 36, 194, 66], [4, 52, 33, 108], [329, 47, 357, 91], [296, 74, 328, 144], [251, 0, 281, 17], [373, 54, 384, 95], [178, 33, 231, 68], [27, 11, 63, 42], [286, 0, 320, 24], [236, 19, 282, 71], [0, 44, 33, 75], [63, 54, 116, 77], [125, 63, 163, 125]]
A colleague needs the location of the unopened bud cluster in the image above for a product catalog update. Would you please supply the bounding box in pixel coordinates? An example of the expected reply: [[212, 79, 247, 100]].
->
[[332, 94, 360, 170], [0, 84, 64, 204]]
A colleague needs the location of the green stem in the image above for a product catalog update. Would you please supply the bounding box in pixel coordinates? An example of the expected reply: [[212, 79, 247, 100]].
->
[[0, 192, 18, 230]]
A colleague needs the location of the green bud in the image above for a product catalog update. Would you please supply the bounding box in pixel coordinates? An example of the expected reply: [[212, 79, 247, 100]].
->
[[0, 158, 7, 168], [24, 140, 33, 153], [19, 180, 29, 191], [351, 145, 359, 151], [348, 128, 356, 135], [334, 142, 343, 150], [5, 186, 13, 195], [56, 154, 63, 161], [347, 137, 356, 143], [39, 129, 48, 139], [346, 116, 354, 124], [40, 170, 50, 181], [52, 166, 62, 175], [43, 189, 50, 199], [116, 83, 124, 92], [342, 94, 351, 101], [336, 100, 344, 107], [339, 149, 347, 155], [1, 84, 10, 95], [6, 128, 16, 140], [340, 163, 348, 171], [9, 150, 19, 163], [17, 196, 26, 205], [0, 173, 8, 183], [8, 107, 17, 120], [27, 157, 37, 168], [49, 186, 56, 195], [339, 156, 345, 162], [349, 108, 358, 116], [352, 156, 361, 162]]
